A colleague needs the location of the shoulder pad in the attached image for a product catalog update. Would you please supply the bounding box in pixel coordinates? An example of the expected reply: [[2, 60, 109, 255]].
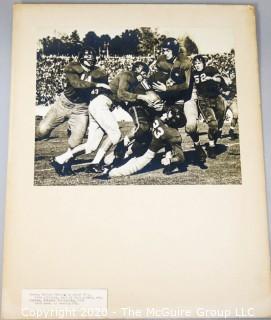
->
[[64, 62, 83, 74], [175, 55, 192, 70], [91, 68, 108, 83], [120, 71, 134, 80]]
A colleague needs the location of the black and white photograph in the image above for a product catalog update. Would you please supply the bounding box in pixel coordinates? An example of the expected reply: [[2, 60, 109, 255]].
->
[[3, 4, 271, 319], [34, 25, 241, 185]]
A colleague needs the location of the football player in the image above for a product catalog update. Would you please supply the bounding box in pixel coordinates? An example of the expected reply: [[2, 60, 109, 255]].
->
[[108, 104, 187, 178], [35, 47, 108, 175], [151, 38, 206, 163], [84, 61, 159, 173], [222, 69, 238, 139], [111, 62, 164, 159], [51, 61, 155, 174], [192, 55, 226, 158]]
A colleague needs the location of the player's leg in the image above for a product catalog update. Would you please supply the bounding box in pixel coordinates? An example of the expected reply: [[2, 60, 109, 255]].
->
[[109, 149, 156, 177], [129, 106, 152, 156], [184, 99, 206, 163], [53, 106, 88, 163], [68, 111, 89, 149], [35, 96, 67, 140], [50, 103, 89, 176], [161, 127, 186, 174], [114, 106, 152, 160], [214, 95, 226, 143], [198, 97, 218, 159], [228, 98, 238, 139], [86, 95, 121, 172]]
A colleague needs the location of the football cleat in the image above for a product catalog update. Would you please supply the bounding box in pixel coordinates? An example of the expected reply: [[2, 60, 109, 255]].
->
[[163, 162, 187, 175], [229, 128, 238, 140], [163, 164, 176, 175], [49, 158, 75, 176], [85, 163, 105, 174], [49, 158, 63, 176], [206, 146, 216, 159], [214, 129, 222, 144], [194, 144, 207, 163], [62, 161, 76, 176]]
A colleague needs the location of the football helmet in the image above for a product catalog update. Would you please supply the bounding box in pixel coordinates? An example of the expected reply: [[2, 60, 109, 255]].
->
[[78, 47, 97, 70], [162, 38, 180, 57], [132, 62, 149, 77], [166, 104, 186, 128], [192, 55, 206, 71]]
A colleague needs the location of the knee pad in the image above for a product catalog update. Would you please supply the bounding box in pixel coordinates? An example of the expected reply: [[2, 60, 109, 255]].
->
[[185, 122, 197, 134]]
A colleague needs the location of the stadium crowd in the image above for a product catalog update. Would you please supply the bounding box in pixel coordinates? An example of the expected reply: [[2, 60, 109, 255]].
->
[[36, 52, 235, 106]]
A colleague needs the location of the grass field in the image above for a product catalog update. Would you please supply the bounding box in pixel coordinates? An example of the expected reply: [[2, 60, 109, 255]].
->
[[34, 120, 241, 186]]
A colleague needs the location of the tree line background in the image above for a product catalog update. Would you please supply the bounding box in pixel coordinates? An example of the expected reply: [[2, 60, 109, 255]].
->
[[38, 27, 199, 57]]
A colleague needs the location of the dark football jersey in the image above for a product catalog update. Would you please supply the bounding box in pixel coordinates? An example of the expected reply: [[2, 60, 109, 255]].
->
[[153, 55, 194, 103], [63, 62, 107, 104], [149, 117, 182, 153], [109, 71, 139, 103], [193, 66, 221, 98], [156, 54, 191, 73]]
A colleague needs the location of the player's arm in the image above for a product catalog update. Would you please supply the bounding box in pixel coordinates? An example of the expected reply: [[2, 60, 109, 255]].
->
[[206, 66, 222, 83], [153, 65, 191, 94], [117, 73, 138, 102], [65, 72, 97, 89], [117, 73, 152, 104], [156, 55, 172, 72]]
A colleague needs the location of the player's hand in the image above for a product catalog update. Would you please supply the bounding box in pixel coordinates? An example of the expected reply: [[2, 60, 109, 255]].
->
[[204, 76, 213, 81], [152, 81, 167, 92], [161, 151, 172, 166], [212, 75, 222, 82], [161, 157, 171, 166]]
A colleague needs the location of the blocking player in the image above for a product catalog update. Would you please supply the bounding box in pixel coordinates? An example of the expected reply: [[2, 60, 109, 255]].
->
[[192, 55, 226, 159], [108, 104, 187, 178], [151, 38, 206, 163], [51, 61, 155, 175], [113, 62, 163, 152], [101, 62, 163, 168], [35, 47, 108, 175], [84, 61, 158, 173]]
